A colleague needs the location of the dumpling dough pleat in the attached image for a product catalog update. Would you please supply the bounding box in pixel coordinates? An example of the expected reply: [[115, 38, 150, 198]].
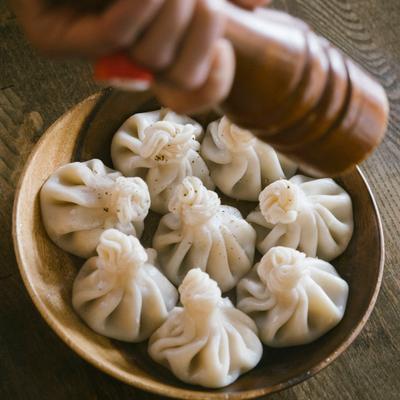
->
[[40, 159, 151, 258], [111, 108, 214, 214], [153, 176, 256, 292], [201, 117, 297, 201], [237, 246, 349, 347], [149, 269, 263, 388], [247, 175, 353, 261], [72, 229, 178, 342]]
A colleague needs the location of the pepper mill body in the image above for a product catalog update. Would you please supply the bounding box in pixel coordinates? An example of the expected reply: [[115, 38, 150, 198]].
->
[[222, 5, 389, 176]]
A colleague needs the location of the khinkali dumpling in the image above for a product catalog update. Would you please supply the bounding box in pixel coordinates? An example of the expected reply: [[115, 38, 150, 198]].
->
[[40, 159, 151, 258], [111, 108, 214, 214], [148, 268, 262, 388], [246, 175, 353, 261], [72, 229, 178, 342], [237, 246, 349, 347], [153, 176, 256, 292], [200, 117, 297, 201]]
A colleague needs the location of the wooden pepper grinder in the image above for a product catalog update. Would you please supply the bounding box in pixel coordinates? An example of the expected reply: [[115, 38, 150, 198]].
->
[[221, 4, 389, 176], [48, 0, 389, 177]]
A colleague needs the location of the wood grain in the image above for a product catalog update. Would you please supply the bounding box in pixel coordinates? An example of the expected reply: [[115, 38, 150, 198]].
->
[[1, 0, 400, 399]]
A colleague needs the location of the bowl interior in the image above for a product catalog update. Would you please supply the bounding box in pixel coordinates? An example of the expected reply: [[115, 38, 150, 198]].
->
[[13, 90, 384, 399]]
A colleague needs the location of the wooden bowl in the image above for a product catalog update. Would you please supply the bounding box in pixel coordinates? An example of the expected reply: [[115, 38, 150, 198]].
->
[[13, 90, 384, 399]]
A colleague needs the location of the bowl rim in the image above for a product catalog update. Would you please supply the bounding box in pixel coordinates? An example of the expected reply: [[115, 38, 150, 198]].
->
[[12, 92, 385, 399]]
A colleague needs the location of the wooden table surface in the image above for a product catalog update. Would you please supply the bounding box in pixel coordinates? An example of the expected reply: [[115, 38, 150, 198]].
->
[[1, 0, 399, 399]]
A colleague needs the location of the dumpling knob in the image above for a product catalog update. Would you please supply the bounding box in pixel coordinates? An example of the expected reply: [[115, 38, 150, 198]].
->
[[107, 177, 150, 225], [214, 116, 256, 151], [259, 179, 304, 224], [96, 229, 148, 277], [168, 177, 220, 225], [179, 268, 221, 314], [258, 247, 306, 296], [140, 120, 200, 164]]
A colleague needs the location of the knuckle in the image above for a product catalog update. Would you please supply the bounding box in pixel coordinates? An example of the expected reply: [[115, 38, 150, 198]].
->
[[147, 0, 164, 8], [175, 71, 207, 91], [100, 30, 131, 52], [195, 0, 225, 38], [132, 47, 172, 71], [175, 0, 196, 22], [150, 53, 174, 71], [197, 0, 224, 19]]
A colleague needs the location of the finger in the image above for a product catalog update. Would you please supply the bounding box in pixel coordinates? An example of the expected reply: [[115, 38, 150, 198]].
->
[[153, 39, 235, 114], [165, 0, 226, 91], [254, 7, 309, 31], [230, 0, 271, 9], [131, 0, 196, 71], [21, 0, 164, 57], [91, 0, 164, 51]]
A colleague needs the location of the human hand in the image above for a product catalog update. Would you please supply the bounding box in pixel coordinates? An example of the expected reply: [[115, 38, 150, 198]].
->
[[11, 0, 271, 113]]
